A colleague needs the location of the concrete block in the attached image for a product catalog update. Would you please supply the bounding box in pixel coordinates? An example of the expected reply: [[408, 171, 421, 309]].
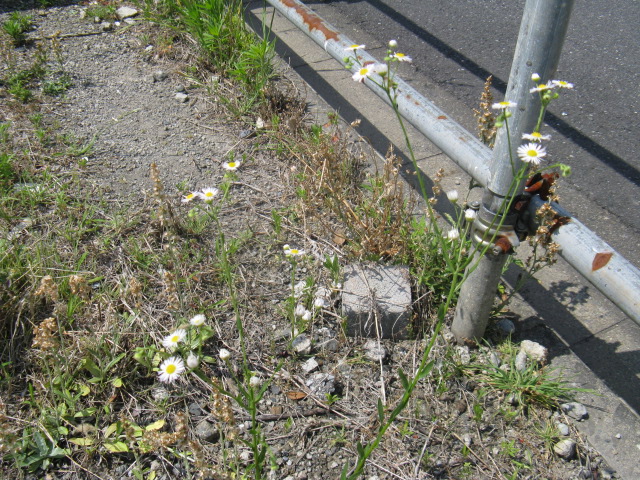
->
[[342, 264, 412, 339]]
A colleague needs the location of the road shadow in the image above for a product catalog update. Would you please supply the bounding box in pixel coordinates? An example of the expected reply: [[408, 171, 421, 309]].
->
[[0, 0, 79, 14], [302, 0, 640, 186]]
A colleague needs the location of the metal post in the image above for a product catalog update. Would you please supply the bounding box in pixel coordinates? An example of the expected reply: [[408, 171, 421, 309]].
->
[[451, 0, 575, 343]]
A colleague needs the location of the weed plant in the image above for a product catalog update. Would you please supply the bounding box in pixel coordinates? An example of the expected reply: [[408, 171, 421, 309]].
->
[[138, 0, 276, 113]]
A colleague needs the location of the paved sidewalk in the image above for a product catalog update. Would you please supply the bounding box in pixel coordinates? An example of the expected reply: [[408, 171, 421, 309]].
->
[[247, 4, 640, 478]]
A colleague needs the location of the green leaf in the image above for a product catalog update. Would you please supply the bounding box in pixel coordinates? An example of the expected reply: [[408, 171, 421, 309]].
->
[[376, 398, 384, 423], [104, 441, 129, 453], [81, 358, 102, 378], [74, 407, 97, 418], [76, 383, 91, 396], [58, 426, 69, 435], [69, 437, 95, 446], [356, 441, 365, 456], [112, 377, 123, 388], [145, 419, 165, 431], [104, 423, 119, 438], [415, 360, 435, 382], [397, 368, 409, 390]]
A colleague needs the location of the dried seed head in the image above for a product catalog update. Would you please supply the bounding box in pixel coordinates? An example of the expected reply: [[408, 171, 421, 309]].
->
[[35, 275, 59, 302], [69, 274, 90, 298], [32, 317, 59, 351]]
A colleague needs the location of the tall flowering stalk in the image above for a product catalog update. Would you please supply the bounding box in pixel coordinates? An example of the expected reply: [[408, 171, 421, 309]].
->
[[342, 42, 573, 480]]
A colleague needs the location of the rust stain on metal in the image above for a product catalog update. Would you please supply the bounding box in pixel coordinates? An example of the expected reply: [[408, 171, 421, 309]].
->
[[438, 115, 447, 120], [592, 251, 613, 272], [280, 0, 338, 41]]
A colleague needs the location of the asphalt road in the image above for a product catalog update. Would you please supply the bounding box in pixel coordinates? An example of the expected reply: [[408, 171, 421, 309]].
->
[[302, 0, 640, 265]]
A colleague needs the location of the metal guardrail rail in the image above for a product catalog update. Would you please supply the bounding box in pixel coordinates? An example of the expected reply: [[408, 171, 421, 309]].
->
[[262, 0, 640, 326]]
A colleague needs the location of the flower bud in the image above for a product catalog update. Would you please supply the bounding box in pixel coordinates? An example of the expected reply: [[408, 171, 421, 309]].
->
[[187, 352, 199, 369], [388, 39, 398, 48], [464, 209, 477, 221], [219, 348, 231, 361], [446, 190, 459, 203], [249, 376, 261, 388], [531, 73, 541, 82]]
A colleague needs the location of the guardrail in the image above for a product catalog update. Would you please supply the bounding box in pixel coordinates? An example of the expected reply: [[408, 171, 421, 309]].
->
[[262, 0, 640, 328]]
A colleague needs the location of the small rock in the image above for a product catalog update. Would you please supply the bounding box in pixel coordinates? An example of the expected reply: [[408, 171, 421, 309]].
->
[[153, 71, 168, 82], [514, 350, 528, 371], [496, 318, 515, 335], [363, 339, 387, 363], [556, 422, 570, 436], [317, 338, 339, 352], [101, 22, 112, 31], [189, 403, 205, 416], [239, 129, 254, 139], [520, 340, 548, 364], [553, 438, 576, 459], [615, 433, 621, 439], [305, 372, 335, 396], [115, 6, 139, 20], [462, 433, 472, 447], [301, 357, 319, 373], [175, 92, 189, 103], [124, 18, 136, 25], [194, 420, 219, 443], [489, 351, 501, 367], [292, 334, 312, 355], [454, 345, 471, 365], [561, 402, 588, 421]]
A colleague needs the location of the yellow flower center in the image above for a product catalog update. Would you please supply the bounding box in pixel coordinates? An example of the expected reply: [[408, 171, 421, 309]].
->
[[359, 68, 368, 75], [171, 335, 179, 342], [527, 149, 538, 157], [228, 162, 236, 168], [532, 132, 541, 138], [204, 192, 213, 198], [166, 364, 176, 374], [290, 249, 299, 255]]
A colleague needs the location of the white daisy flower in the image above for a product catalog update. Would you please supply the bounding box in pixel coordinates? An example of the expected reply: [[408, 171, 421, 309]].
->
[[446, 190, 459, 203], [345, 44, 365, 51], [162, 329, 187, 351], [352, 66, 373, 83], [284, 245, 305, 256], [392, 52, 412, 62], [301, 310, 312, 322], [158, 356, 185, 383], [186, 352, 199, 369], [189, 314, 206, 327], [529, 82, 555, 93], [551, 80, 574, 89], [200, 187, 219, 203], [522, 131, 551, 142], [181, 192, 200, 203], [464, 209, 477, 221], [447, 229, 460, 241], [491, 101, 517, 110], [517, 143, 547, 166], [223, 160, 241, 171], [294, 304, 309, 318]]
